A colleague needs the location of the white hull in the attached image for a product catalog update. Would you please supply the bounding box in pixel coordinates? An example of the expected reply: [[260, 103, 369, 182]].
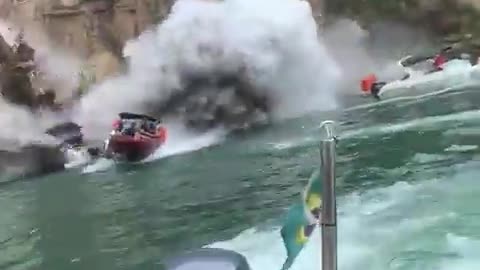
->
[[377, 59, 480, 100]]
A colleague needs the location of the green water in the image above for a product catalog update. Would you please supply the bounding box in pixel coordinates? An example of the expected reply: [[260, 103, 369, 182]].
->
[[2, 88, 480, 270]]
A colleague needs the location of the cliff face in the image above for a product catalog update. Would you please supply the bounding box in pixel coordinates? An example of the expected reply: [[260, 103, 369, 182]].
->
[[3, 0, 480, 88], [4, 0, 480, 112], [0, 0, 172, 84], [1, 0, 326, 102]]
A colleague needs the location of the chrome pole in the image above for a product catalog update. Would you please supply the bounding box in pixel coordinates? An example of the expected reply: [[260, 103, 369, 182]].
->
[[319, 120, 337, 270]]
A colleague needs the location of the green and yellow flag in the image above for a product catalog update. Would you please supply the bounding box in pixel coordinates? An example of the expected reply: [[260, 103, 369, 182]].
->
[[280, 169, 322, 270]]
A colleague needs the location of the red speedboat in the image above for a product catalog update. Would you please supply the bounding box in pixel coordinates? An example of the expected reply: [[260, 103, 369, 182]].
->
[[104, 112, 167, 162]]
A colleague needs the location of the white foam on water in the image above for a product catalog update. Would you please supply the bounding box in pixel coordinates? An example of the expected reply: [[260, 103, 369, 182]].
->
[[82, 158, 115, 174], [143, 122, 227, 162], [444, 144, 478, 153], [343, 82, 474, 114], [443, 127, 480, 137], [61, 0, 345, 171], [438, 234, 480, 270], [341, 109, 480, 140], [79, 121, 226, 173], [268, 137, 315, 151], [64, 148, 93, 169], [208, 162, 480, 270], [74, 0, 342, 148], [261, 108, 480, 153]]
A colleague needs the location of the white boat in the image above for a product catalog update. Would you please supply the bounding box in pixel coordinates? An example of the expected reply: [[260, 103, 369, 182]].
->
[[362, 56, 480, 100]]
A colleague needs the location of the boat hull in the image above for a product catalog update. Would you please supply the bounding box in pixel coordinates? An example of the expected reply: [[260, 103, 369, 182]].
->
[[105, 134, 162, 162], [376, 59, 476, 100]]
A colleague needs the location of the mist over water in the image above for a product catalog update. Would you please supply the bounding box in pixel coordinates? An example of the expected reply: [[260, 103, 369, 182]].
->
[[75, 0, 342, 141], [0, 100, 57, 149], [0, 19, 83, 101], [323, 19, 437, 94], [0, 20, 16, 45], [0, 0, 438, 158]]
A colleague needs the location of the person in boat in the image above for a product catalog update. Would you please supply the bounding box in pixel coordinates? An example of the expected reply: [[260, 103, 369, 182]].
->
[[122, 121, 137, 136], [114, 118, 153, 138], [430, 45, 469, 72], [431, 46, 452, 72], [399, 46, 453, 74], [113, 119, 123, 132], [113, 113, 165, 140], [138, 119, 159, 138]]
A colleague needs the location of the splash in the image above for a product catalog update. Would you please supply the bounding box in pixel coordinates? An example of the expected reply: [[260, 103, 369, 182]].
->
[[0, 20, 82, 148], [80, 122, 226, 174], [0, 20, 17, 46], [143, 121, 227, 162], [0, 19, 83, 102], [75, 0, 342, 141], [208, 163, 480, 270], [0, 99, 57, 149], [322, 19, 437, 95]]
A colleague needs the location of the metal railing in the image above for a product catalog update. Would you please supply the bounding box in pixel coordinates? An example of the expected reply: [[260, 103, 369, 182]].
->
[[319, 120, 337, 270]]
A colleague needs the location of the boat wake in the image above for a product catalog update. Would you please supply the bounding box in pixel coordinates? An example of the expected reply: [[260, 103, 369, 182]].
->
[[341, 108, 480, 140], [69, 0, 345, 172], [208, 160, 480, 270], [81, 122, 226, 174], [143, 123, 227, 162], [74, 0, 341, 141], [344, 82, 476, 113]]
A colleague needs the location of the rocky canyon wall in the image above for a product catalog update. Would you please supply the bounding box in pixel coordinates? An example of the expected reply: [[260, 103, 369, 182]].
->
[[326, 0, 480, 49], [0, 0, 172, 87], [3, 0, 480, 108]]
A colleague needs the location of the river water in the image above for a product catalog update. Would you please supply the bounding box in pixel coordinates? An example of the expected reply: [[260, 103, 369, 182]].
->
[[1, 87, 480, 270]]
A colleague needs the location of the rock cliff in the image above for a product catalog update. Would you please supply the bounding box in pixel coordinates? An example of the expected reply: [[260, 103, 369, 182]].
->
[[326, 0, 480, 54], [0, 0, 172, 108], [2, 0, 480, 127]]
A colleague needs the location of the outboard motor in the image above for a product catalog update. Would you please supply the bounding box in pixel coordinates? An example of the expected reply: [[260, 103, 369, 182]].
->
[[163, 248, 251, 270]]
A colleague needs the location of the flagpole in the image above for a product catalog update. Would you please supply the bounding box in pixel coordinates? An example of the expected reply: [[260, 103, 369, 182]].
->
[[319, 120, 337, 270]]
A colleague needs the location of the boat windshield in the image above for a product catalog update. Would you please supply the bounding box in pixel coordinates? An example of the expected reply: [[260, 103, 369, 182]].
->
[[118, 119, 157, 136]]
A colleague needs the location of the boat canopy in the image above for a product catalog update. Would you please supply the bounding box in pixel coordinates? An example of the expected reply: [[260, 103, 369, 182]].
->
[[118, 112, 158, 122], [45, 122, 82, 136]]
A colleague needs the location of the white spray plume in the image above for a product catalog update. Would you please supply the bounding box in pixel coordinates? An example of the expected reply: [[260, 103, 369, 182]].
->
[[323, 18, 381, 89], [32, 47, 83, 101], [0, 21, 47, 149], [24, 28, 83, 102], [0, 19, 17, 46], [75, 0, 342, 140], [1, 19, 83, 101], [322, 18, 436, 94], [0, 100, 59, 150], [0, 20, 81, 149]]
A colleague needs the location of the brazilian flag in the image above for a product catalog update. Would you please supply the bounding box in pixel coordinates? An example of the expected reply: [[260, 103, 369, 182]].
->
[[280, 169, 322, 270]]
